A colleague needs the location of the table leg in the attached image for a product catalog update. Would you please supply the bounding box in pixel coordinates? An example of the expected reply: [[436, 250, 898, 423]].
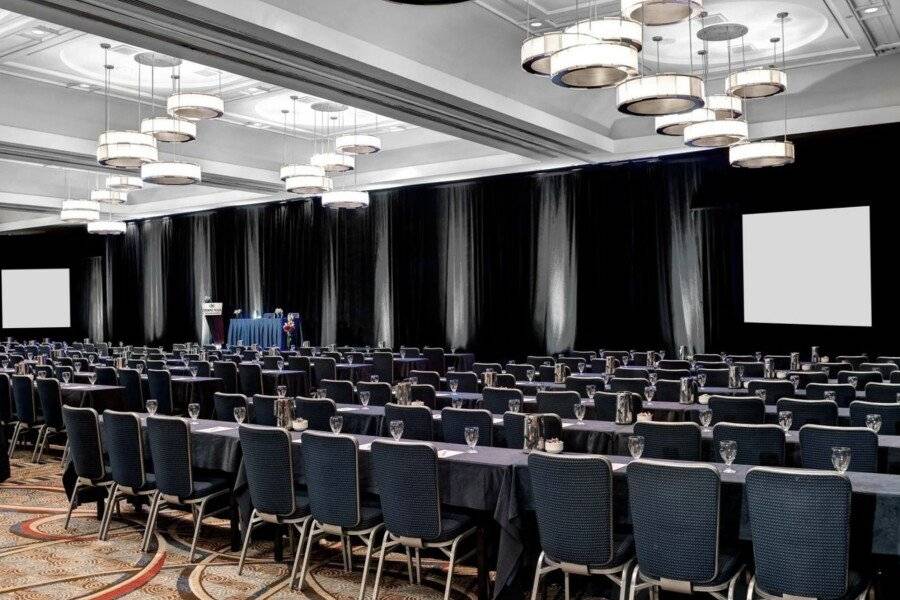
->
[[477, 521, 490, 600]]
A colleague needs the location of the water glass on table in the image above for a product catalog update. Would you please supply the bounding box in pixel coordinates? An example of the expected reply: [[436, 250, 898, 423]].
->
[[644, 385, 656, 405], [585, 384, 596, 399], [778, 410, 793, 438], [577, 362, 585, 374], [389, 419, 404, 441], [87, 373, 97, 385], [573, 402, 586, 424], [189, 366, 198, 378], [359, 391, 370, 409], [719, 440, 737, 474], [866, 414, 882, 434], [146, 399, 158, 416], [62, 371, 71, 384], [699, 408, 712, 432], [628, 435, 644, 459], [330, 415, 343, 434], [188, 403, 200, 424], [848, 376, 859, 390], [234, 406, 246, 424], [508, 397, 521, 413], [831, 446, 851, 475], [464, 426, 479, 453], [276, 385, 288, 398]]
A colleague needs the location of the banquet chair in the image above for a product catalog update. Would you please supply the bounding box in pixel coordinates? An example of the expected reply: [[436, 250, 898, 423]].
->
[[127, 359, 147, 371], [539, 364, 568, 382], [836, 355, 868, 370], [812, 361, 853, 377], [262, 355, 284, 370], [506, 363, 535, 381], [837, 370, 882, 390], [536, 390, 583, 419], [188, 360, 211, 377], [100, 410, 157, 542], [34, 378, 66, 463], [116, 368, 144, 411], [591, 358, 615, 374], [632, 422, 702, 460], [863, 382, 900, 403], [238, 363, 264, 397], [9, 375, 41, 457], [34, 365, 54, 378], [776, 398, 838, 430], [609, 377, 651, 400], [146, 359, 166, 371], [503, 413, 563, 449], [655, 368, 691, 380], [657, 359, 690, 370], [400, 346, 421, 358], [726, 354, 756, 363], [61, 406, 112, 531], [712, 424, 785, 466], [0, 373, 12, 426], [287, 355, 311, 372], [472, 362, 502, 377], [747, 380, 795, 405], [877, 355, 900, 368], [422, 347, 446, 375], [147, 369, 174, 415], [744, 468, 870, 600], [694, 353, 724, 362], [627, 460, 744, 600], [527, 355, 555, 369], [251, 395, 278, 426], [628, 352, 659, 367], [371, 352, 394, 384], [556, 357, 585, 373], [732, 361, 764, 378], [381, 403, 433, 441], [345, 351, 366, 365], [446, 371, 478, 393], [529, 453, 634, 600], [294, 397, 337, 431], [94, 366, 118, 386], [614, 367, 650, 380], [800, 424, 878, 473], [569, 350, 597, 362], [850, 400, 900, 435], [481, 386, 524, 415], [55, 356, 74, 367], [602, 351, 630, 361], [224, 353, 243, 364], [370, 440, 478, 600], [593, 392, 641, 423], [891, 371, 900, 384], [654, 380, 682, 402], [408, 370, 440, 389], [242, 350, 261, 362], [322, 379, 354, 405], [695, 361, 728, 369], [698, 368, 729, 387], [440, 407, 493, 446], [213, 392, 247, 422], [410, 384, 437, 409], [786, 370, 827, 389], [295, 432, 384, 597], [356, 381, 392, 407], [763, 355, 792, 370], [708, 395, 765, 425], [237, 424, 311, 579], [144, 415, 231, 560]]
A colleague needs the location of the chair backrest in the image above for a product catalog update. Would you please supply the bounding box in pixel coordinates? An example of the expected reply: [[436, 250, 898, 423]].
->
[[698, 368, 729, 387], [536, 390, 582, 419], [502, 412, 561, 448], [238, 363, 264, 397], [836, 370, 882, 389], [371, 440, 442, 540], [556, 357, 585, 372], [481, 386, 524, 415], [356, 381, 392, 406], [633, 422, 702, 460], [445, 371, 478, 393], [382, 403, 433, 440], [745, 467, 852, 599], [799, 425, 878, 473], [592, 391, 641, 423], [565, 376, 605, 398], [410, 384, 437, 409], [440, 407, 493, 446], [695, 361, 727, 369], [655, 369, 692, 381], [526, 355, 555, 368], [694, 353, 724, 362], [732, 361, 763, 378], [94, 366, 118, 386], [747, 380, 795, 405], [11, 374, 37, 424], [213, 360, 238, 393], [54, 365, 74, 382], [805, 383, 856, 407], [251, 394, 278, 426], [786, 370, 827, 389], [708, 395, 765, 425], [776, 398, 838, 429], [35, 377, 64, 429], [614, 367, 650, 379], [726, 354, 755, 362], [653, 380, 682, 402], [399, 346, 421, 357], [189, 360, 211, 377], [422, 347, 446, 375], [813, 361, 852, 377], [506, 364, 535, 381], [238, 424, 297, 517], [712, 423, 785, 466], [261, 355, 283, 370], [0, 373, 11, 423], [301, 431, 361, 527], [294, 396, 337, 431], [116, 368, 144, 411], [372, 352, 394, 384], [472, 362, 502, 377], [146, 415, 194, 499], [146, 359, 166, 371], [103, 410, 147, 490], [864, 382, 900, 403], [658, 359, 690, 370], [310, 357, 337, 388], [213, 392, 247, 422], [627, 460, 722, 584], [763, 355, 792, 370], [61, 406, 106, 481], [529, 453, 614, 566], [408, 370, 440, 388], [859, 362, 897, 379], [322, 379, 354, 405], [849, 400, 900, 435], [147, 369, 173, 414], [287, 355, 311, 373], [495, 372, 516, 387], [609, 377, 651, 400], [568, 350, 597, 362]]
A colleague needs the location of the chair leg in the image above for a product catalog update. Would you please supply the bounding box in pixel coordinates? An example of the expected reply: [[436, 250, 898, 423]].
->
[[294, 520, 317, 591], [189, 497, 210, 562], [30, 426, 45, 463], [237, 511, 258, 575], [141, 492, 162, 552], [443, 535, 463, 600], [98, 484, 118, 540], [357, 526, 382, 600], [746, 576, 756, 600], [415, 547, 422, 584], [370, 530, 392, 600], [287, 519, 310, 591], [405, 546, 414, 583], [530, 552, 545, 600], [627, 567, 640, 600], [63, 480, 81, 530], [61, 440, 69, 465], [346, 535, 354, 572], [35, 428, 51, 464], [7, 423, 20, 457], [617, 560, 634, 600]]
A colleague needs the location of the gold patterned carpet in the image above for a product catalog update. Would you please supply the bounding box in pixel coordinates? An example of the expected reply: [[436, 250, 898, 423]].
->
[[0, 447, 481, 599]]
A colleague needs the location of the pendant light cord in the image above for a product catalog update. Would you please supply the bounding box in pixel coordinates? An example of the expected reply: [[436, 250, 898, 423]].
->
[[781, 13, 788, 142]]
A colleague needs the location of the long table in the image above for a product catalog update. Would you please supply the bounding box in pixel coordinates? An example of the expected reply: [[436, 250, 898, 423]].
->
[[227, 317, 287, 350]]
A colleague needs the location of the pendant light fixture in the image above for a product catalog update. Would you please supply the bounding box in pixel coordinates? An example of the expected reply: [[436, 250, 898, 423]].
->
[[106, 175, 143, 191], [621, 0, 702, 27], [87, 181, 126, 234], [336, 108, 382, 155], [136, 53, 197, 142], [61, 199, 101, 223], [726, 27, 786, 99], [282, 96, 332, 196], [321, 190, 370, 209], [521, 32, 568, 76], [706, 94, 742, 119], [91, 189, 128, 204], [310, 102, 355, 173], [166, 69, 224, 120], [95, 43, 157, 169], [141, 70, 202, 185], [655, 46, 713, 135]]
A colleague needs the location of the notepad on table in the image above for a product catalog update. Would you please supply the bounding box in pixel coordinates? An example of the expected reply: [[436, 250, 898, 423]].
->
[[437, 449, 463, 458], [195, 426, 232, 433]]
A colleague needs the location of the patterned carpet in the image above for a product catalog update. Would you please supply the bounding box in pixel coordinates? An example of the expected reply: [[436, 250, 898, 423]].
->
[[0, 447, 482, 599]]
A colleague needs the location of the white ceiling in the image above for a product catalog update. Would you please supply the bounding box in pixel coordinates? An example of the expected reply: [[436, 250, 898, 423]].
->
[[0, 0, 897, 232]]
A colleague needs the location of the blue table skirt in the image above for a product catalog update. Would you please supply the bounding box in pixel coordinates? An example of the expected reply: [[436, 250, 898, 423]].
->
[[227, 318, 289, 350]]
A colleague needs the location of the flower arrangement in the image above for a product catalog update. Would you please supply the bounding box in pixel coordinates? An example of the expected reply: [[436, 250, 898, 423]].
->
[[282, 318, 295, 335], [274, 307, 284, 317]]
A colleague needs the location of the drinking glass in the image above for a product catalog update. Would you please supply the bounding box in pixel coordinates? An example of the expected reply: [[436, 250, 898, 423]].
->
[[848, 376, 859, 390], [831, 446, 851, 475], [622, 356, 630, 367], [585, 384, 597, 399], [628, 435, 644, 459], [277, 360, 284, 371], [316, 389, 327, 399], [754, 352, 762, 362], [389, 419, 404, 441], [447, 366, 455, 373], [577, 362, 585, 374], [370, 375, 380, 383], [790, 375, 800, 390], [277, 385, 288, 398], [866, 414, 882, 434], [699, 408, 712, 431], [330, 415, 343, 434], [190, 367, 198, 378], [188, 403, 200, 424], [452, 397, 464, 409], [359, 391, 371, 409], [697, 373, 707, 387], [822, 367, 831, 379], [573, 403, 586, 424], [136, 363, 144, 374], [87, 373, 97, 385], [409, 376, 418, 385], [778, 410, 793, 438], [75, 362, 82, 372], [234, 406, 246, 424], [347, 355, 354, 366], [719, 440, 737, 474], [644, 385, 656, 405], [526, 369, 535, 382], [62, 371, 71, 384], [824, 390, 837, 403], [508, 397, 521, 413], [449, 379, 459, 394], [146, 399, 158, 416], [183, 358, 189, 368], [756, 389, 767, 404], [464, 426, 479, 453], [400, 349, 407, 359]]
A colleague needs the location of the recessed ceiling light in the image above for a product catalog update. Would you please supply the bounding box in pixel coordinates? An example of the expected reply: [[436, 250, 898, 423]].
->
[[863, 6, 879, 13], [530, 21, 543, 27], [31, 28, 48, 35]]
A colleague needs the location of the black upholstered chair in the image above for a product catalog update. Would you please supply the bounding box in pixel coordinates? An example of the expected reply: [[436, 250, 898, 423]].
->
[[310, 357, 337, 388], [837, 370, 882, 390], [189, 360, 211, 377], [262, 355, 285, 370], [763, 355, 792, 370], [481, 386, 524, 415], [251, 394, 278, 426], [294, 397, 337, 431], [863, 382, 900, 403], [653, 380, 682, 403], [506, 363, 536, 381], [117, 368, 144, 411], [502, 412, 561, 449], [799, 425, 878, 473], [238, 363, 265, 397], [61, 406, 112, 531], [287, 355, 311, 373], [712, 424, 785, 466], [609, 377, 652, 400], [472, 362, 502, 377], [213, 392, 247, 422], [528, 453, 634, 600], [565, 376, 605, 398], [147, 369, 174, 415], [556, 357, 586, 374], [658, 359, 690, 370], [370, 440, 477, 600], [632, 422, 702, 460], [805, 383, 856, 407], [408, 370, 440, 389], [859, 362, 897, 380], [627, 460, 744, 600], [708, 395, 765, 425], [698, 368, 729, 387], [733, 361, 764, 378], [144, 415, 231, 560], [146, 359, 166, 371], [655, 368, 692, 380], [322, 379, 354, 405], [237, 424, 311, 581], [776, 398, 838, 430], [9, 374, 40, 457], [34, 377, 65, 463], [745, 468, 870, 600], [445, 371, 478, 393], [213, 360, 238, 393], [440, 407, 493, 446], [381, 403, 433, 441], [410, 384, 437, 409], [569, 350, 597, 362], [786, 370, 827, 389], [526, 355, 555, 369], [593, 391, 641, 423], [747, 380, 795, 405], [399, 346, 421, 358], [371, 352, 394, 384], [0, 373, 11, 426], [694, 353, 724, 363], [536, 390, 583, 419], [422, 347, 446, 375], [614, 367, 650, 380], [356, 381, 392, 407], [849, 400, 900, 435], [94, 366, 118, 386]]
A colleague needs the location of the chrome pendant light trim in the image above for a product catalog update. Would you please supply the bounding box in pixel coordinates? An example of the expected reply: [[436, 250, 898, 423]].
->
[[335, 134, 383, 155], [550, 41, 639, 89], [655, 107, 715, 136], [140, 116, 197, 142], [621, 0, 703, 26], [141, 161, 202, 185], [564, 17, 643, 50], [90, 189, 128, 204], [87, 220, 127, 235], [321, 190, 369, 209], [105, 175, 143, 191], [280, 164, 326, 181], [96, 131, 158, 168], [705, 94, 743, 119], [683, 118, 748, 147], [311, 152, 355, 173], [729, 140, 795, 168], [616, 74, 705, 116], [60, 199, 100, 223], [725, 68, 786, 99], [166, 93, 224, 120], [286, 175, 333, 196]]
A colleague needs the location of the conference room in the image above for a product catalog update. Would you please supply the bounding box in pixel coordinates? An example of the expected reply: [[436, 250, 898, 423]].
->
[[0, 0, 898, 598]]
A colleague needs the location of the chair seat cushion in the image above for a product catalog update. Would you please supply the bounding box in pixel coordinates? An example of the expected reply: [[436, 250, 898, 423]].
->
[[756, 570, 868, 600], [275, 493, 311, 523], [548, 534, 634, 571], [185, 475, 231, 500], [356, 504, 383, 530], [428, 510, 475, 543], [699, 548, 743, 588]]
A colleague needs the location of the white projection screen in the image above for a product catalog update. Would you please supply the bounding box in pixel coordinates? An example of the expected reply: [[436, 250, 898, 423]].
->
[[742, 207, 872, 327], [1, 268, 71, 328]]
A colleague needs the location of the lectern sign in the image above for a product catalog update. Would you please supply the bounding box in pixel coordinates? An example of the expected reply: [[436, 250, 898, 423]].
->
[[201, 302, 223, 316]]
